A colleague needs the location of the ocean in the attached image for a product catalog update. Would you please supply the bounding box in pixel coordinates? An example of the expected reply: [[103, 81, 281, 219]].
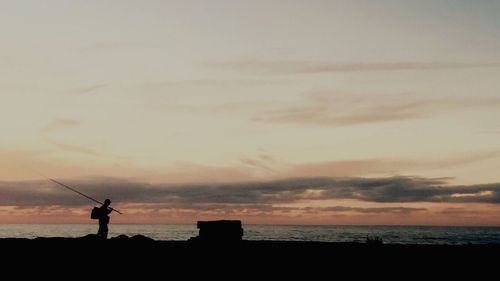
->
[[1, 224, 500, 244]]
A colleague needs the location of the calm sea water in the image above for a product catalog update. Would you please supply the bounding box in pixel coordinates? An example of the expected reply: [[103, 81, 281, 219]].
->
[[1, 224, 499, 244]]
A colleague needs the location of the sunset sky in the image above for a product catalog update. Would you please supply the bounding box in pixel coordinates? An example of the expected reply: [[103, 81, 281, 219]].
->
[[1, 0, 500, 225]]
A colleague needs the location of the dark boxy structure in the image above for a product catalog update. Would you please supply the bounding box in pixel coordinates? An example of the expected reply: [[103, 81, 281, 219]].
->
[[194, 220, 244, 241]]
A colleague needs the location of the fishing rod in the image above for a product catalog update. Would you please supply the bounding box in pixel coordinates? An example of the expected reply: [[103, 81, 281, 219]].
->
[[47, 178, 123, 215]]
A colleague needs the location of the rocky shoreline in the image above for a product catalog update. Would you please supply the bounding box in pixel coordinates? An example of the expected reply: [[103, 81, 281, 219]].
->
[[1, 235, 498, 277], [2, 234, 499, 261]]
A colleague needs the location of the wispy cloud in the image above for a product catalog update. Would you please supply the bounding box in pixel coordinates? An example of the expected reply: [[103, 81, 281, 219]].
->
[[287, 150, 500, 178], [211, 60, 500, 75], [72, 83, 107, 95], [252, 93, 500, 127], [49, 141, 101, 157], [303, 206, 427, 215], [40, 119, 103, 157], [41, 119, 81, 134], [439, 207, 481, 216], [2, 176, 500, 209], [479, 130, 500, 134], [239, 153, 276, 173]]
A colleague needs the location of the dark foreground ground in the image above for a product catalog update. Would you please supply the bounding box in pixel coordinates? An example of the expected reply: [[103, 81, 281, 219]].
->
[[2, 235, 499, 276]]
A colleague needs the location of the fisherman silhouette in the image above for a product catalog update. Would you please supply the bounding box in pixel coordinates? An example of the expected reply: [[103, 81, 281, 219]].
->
[[97, 199, 112, 239]]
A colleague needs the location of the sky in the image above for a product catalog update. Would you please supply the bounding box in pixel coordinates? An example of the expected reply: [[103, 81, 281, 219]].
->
[[1, 0, 500, 225]]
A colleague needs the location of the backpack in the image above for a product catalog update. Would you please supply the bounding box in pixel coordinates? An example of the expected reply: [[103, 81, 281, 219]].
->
[[90, 207, 100, 219]]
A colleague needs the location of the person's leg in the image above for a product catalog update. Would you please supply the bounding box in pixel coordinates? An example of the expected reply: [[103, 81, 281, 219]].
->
[[97, 222, 106, 237], [103, 224, 109, 239]]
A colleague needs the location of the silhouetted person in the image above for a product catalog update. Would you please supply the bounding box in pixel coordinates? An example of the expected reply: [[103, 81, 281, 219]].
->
[[97, 199, 112, 239]]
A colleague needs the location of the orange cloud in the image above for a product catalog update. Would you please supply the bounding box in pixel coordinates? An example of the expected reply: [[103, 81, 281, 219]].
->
[[3, 202, 500, 225]]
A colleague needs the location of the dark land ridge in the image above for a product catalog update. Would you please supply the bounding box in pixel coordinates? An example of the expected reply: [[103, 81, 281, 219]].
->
[[2, 220, 499, 275]]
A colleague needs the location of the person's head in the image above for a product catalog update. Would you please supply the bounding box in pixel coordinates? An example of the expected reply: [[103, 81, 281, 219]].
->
[[104, 199, 111, 206]]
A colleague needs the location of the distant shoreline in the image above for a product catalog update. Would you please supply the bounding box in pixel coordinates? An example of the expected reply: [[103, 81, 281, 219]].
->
[[2, 234, 500, 246]]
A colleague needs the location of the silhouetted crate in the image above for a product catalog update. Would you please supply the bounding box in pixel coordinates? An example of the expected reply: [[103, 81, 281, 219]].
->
[[195, 220, 244, 241]]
